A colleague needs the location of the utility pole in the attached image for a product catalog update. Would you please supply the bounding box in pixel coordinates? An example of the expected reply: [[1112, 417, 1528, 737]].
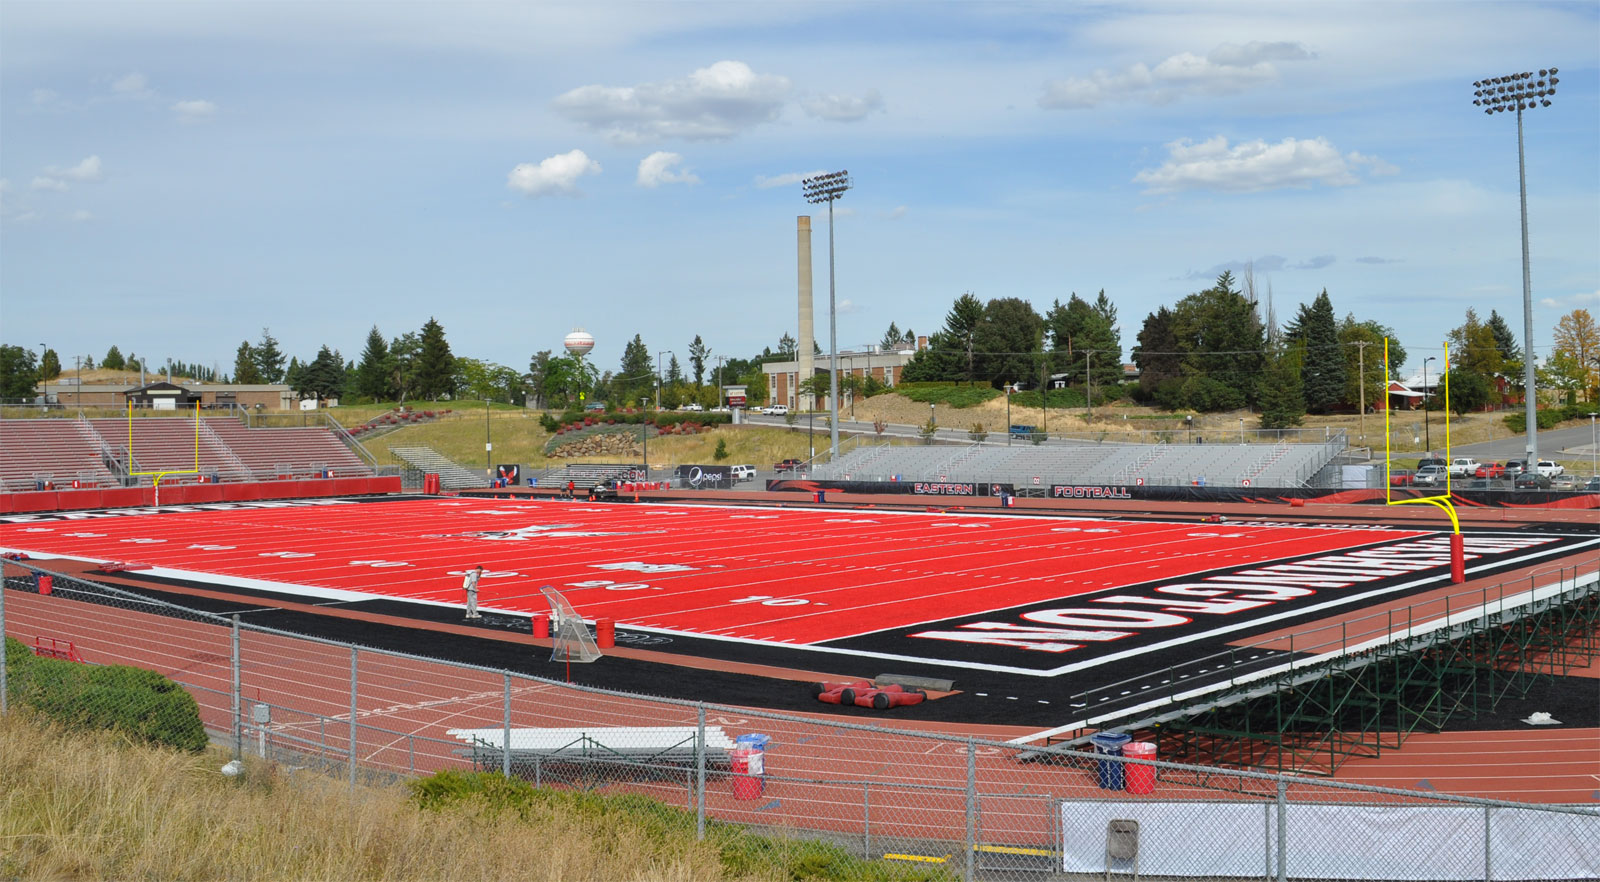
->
[[1085, 350, 1093, 424], [1354, 340, 1371, 443]]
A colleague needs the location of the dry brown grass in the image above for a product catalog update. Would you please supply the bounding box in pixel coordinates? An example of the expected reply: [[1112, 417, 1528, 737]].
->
[[0, 711, 769, 882]]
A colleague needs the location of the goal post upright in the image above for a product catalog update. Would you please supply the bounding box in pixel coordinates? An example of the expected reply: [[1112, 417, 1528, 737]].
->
[[126, 400, 203, 507], [1384, 338, 1466, 582]]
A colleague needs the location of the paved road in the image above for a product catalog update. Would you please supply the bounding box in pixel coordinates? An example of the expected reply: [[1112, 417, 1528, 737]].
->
[[1449, 422, 1600, 464]]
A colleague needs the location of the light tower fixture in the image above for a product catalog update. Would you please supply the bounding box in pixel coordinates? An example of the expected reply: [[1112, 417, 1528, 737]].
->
[[1473, 67, 1557, 465], [803, 169, 851, 461]]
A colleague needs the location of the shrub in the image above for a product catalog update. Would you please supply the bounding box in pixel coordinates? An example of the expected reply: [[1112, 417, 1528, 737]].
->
[[4, 637, 207, 752], [713, 438, 729, 461]]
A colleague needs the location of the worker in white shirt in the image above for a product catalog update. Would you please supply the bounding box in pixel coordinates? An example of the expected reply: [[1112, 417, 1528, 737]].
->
[[463, 565, 484, 619]]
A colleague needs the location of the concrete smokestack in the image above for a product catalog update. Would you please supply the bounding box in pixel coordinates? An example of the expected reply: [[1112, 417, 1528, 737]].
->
[[797, 216, 814, 411]]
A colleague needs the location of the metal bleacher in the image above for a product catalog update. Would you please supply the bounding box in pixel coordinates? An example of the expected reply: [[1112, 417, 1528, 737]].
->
[[538, 464, 644, 491], [813, 432, 1346, 490], [388, 447, 488, 489], [0, 418, 121, 491]]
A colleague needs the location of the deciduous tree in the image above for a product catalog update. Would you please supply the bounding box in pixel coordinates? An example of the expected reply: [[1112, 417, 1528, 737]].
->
[[1551, 308, 1598, 402]]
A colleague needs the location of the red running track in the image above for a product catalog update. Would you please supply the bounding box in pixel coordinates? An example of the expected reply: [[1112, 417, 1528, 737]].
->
[[0, 497, 1434, 648]]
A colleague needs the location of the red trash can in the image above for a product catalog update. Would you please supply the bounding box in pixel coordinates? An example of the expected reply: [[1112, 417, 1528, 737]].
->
[[1124, 741, 1157, 794], [731, 747, 763, 800]]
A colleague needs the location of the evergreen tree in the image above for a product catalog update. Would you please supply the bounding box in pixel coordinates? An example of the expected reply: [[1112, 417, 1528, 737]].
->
[[1486, 310, 1522, 365], [412, 317, 455, 400], [283, 356, 304, 393], [880, 322, 903, 350], [232, 342, 263, 385], [666, 353, 683, 384], [1045, 293, 1121, 389], [1133, 307, 1181, 386], [618, 334, 653, 404], [777, 332, 797, 358], [942, 292, 986, 384], [40, 349, 61, 380], [1447, 309, 1503, 377], [973, 297, 1044, 388], [1283, 289, 1345, 413], [526, 350, 553, 409], [687, 335, 708, 387], [1169, 273, 1265, 410], [354, 325, 392, 401], [252, 329, 287, 383], [298, 346, 344, 401], [102, 345, 126, 371], [1258, 345, 1306, 429]]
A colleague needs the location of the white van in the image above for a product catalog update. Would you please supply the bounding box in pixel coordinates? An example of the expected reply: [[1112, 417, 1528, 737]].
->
[[766, 404, 789, 416], [729, 465, 756, 483]]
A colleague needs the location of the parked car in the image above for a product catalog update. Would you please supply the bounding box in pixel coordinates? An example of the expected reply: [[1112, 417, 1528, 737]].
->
[[1415, 457, 1447, 471], [1513, 471, 1551, 490], [766, 404, 790, 416], [1534, 460, 1564, 478], [1504, 460, 1527, 477], [680, 403, 703, 412], [1549, 473, 1579, 491], [1413, 465, 1449, 487], [1583, 476, 1600, 492], [1446, 457, 1481, 477], [775, 458, 804, 473], [729, 464, 756, 483], [584, 402, 606, 412], [1389, 469, 1416, 486], [1474, 462, 1506, 479]]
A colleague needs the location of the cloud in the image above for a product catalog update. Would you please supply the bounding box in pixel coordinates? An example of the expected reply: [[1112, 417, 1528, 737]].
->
[[1290, 255, 1336, 270], [887, 205, 907, 220], [754, 169, 829, 190], [1040, 40, 1313, 109], [506, 149, 601, 197], [31, 89, 59, 106], [1134, 136, 1391, 194], [31, 156, 104, 192], [553, 60, 791, 143], [635, 151, 700, 188], [70, 210, 94, 222], [836, 299, 861, 314], [802, 89, 883, 122], [1184, 255, 1286, 281], [1355, 256, 1403, 264], [172, 99, 218, 122], [112, 72, 152, 98], [1538, 291, 1600, 310]]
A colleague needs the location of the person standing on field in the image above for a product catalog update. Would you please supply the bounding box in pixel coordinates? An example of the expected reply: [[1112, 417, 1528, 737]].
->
[[463, 565, 484, 619]]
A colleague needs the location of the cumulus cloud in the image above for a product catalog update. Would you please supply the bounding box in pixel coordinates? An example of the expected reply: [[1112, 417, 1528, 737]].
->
[[553, 60, 791, 143], [1290, 255, 1337, 270], [32, 156, 104, 191], [506, 149, 602, 197], [1041, 40, 1313, 109], [112, 72, 152, 98], [754, 169, 829, 189], [172, 99, 218, 122], [1134, 136, 1391, 194], [802, 89, 883, 122], [1538, 291, 1600, 310], [635, 151, 701, 188]]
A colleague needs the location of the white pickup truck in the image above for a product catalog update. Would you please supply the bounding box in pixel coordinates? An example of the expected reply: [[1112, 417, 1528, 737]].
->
[[1446, 457, 1481, 477], [1534, 460, 1564, 478]]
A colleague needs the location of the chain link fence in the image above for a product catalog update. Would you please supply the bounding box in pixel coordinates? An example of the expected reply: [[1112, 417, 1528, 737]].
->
[[3, 558, 1596, 880]]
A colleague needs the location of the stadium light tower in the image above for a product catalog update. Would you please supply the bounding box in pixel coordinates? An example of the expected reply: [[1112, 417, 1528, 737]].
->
[[1473, 67, 1557, 465], [803, 170, 851, 460]]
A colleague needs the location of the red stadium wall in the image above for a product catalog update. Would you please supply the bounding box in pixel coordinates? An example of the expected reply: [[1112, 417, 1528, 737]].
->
[[0, 477, 402, 515]]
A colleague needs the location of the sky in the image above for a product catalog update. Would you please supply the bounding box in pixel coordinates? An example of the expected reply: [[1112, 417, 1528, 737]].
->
[[2, 1, 1597, 381]]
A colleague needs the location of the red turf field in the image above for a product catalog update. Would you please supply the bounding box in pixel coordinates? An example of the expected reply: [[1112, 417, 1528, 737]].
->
[[0, 497, 1437, 646]]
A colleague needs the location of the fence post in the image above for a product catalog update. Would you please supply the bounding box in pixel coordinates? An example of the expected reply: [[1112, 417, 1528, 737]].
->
[[965, 738, 977, 882], [348, 647, 358, 791], [695, 704, 707, 841], [863, 782, 871, 859], [1, 565, 7, 716], [1276, 778, 1288, 882], [502, 673, 512, 779], [1484, 804, 1493, 881], [231, 614, 241, 759]]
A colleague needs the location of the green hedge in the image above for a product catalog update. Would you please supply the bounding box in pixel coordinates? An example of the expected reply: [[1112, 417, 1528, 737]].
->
[[3, 636, 207, 752], [894, 383, 1001, 408], [1502, 403, 1597, 433]]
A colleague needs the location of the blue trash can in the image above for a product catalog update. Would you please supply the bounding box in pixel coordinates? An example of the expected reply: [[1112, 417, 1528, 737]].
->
[[735, 733, 771, 751], [1090, 732, 1132, 790]]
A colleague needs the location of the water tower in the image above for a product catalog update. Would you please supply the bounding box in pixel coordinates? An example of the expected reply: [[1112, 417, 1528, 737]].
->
[[563, 329, 595, 357]]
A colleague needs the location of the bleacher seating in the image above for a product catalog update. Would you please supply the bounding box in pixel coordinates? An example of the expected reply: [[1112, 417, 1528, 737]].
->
[[389, 447, 488, 489], [0, 419, 120, 492], [813, 437, 1342, 489], [208, 421, 370, 478]]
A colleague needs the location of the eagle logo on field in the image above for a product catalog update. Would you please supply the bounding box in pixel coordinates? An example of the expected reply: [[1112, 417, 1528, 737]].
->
[[424, 523, 666, 540]]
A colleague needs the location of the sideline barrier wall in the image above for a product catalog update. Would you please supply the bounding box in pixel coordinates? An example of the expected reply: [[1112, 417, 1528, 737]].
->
[[2, 559, 1596, 881], [0, 477, 401, 514]]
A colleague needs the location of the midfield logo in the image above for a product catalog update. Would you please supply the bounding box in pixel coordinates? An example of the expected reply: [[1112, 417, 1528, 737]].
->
[[423, 523, 666, 540]]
